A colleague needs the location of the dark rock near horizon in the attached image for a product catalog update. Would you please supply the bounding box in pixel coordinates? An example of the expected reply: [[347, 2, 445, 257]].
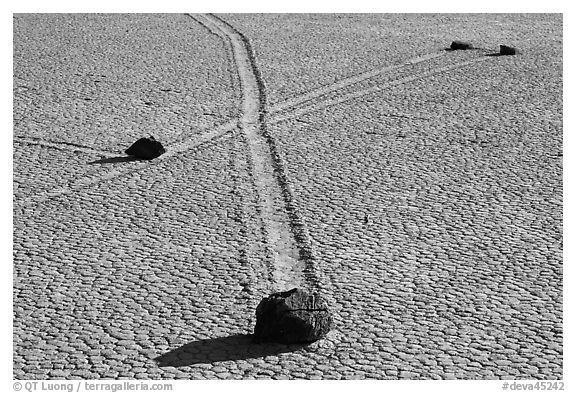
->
[[499, 45, 517, 55], [253, 288, 333, 344], [450, 41, 473, 50], [125, 136, 166, 160]]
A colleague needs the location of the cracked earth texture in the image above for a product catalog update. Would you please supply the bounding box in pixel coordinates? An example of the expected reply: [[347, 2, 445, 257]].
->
[[13, 13, 562, 380]]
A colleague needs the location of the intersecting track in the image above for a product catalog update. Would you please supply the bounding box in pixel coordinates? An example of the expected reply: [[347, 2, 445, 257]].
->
[[16, 15, 492, 222]]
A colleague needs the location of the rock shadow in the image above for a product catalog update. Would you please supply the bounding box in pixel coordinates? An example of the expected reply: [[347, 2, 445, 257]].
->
[[88, 156, 141, 164], [154, 334, 306, 367]]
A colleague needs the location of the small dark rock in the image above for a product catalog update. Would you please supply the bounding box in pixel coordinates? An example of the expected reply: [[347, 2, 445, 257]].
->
[[450, 40, 473, 50], [253, 288, 333, 344], [125, 136, 165, 160], [500, 45, 517, 55]]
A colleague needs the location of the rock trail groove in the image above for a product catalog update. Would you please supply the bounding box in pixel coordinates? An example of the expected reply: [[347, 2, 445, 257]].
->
[[193, 13, 312, 291], [14, 136, 119, 157], [269, 54, 493, 125], [268, 52, 443, 115], [16, 120, 239, 207], [16, 16, 490, 217]]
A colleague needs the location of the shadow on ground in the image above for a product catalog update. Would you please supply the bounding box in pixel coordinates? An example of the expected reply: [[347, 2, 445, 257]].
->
[[444, 48, 504, 56], [154, 334, 306, 367], [88, 156, 141, 164]]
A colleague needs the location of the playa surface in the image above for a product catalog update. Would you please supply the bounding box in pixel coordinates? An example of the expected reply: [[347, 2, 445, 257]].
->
[[13, 13, 562, 379]]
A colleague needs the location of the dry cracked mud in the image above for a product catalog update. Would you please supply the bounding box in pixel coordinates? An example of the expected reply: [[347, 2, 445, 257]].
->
[[13, 13, 562, 380]]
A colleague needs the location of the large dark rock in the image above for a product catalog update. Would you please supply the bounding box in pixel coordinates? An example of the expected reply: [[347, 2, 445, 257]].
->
[[125, 136, 165, 160], [450, 40, 473, 50], [499, 45, 517, 55], [253, 288, 333, 344]]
